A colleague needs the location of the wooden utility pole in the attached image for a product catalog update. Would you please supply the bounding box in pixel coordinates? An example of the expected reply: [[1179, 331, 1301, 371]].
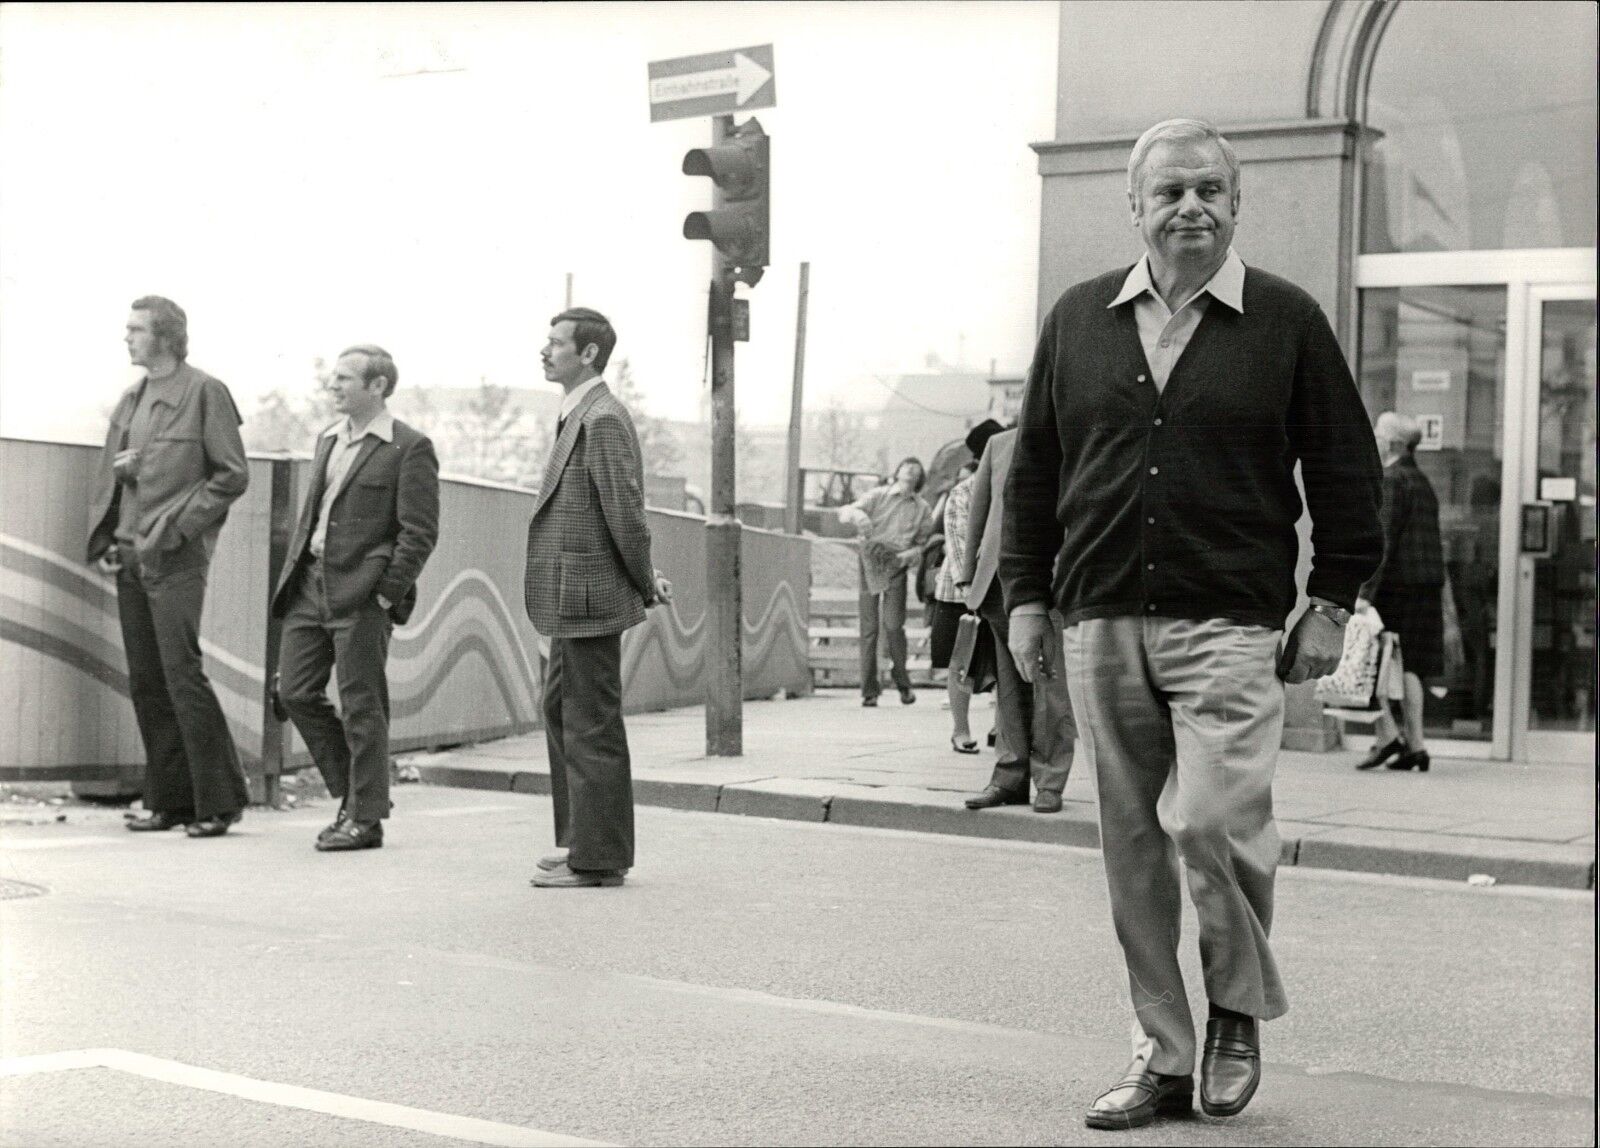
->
[[704, 114, 743, 756], [783, 261, 810, 536]]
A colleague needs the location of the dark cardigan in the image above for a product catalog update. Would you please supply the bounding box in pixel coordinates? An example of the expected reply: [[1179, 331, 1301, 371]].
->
[[1001, 264, 1383, 630]]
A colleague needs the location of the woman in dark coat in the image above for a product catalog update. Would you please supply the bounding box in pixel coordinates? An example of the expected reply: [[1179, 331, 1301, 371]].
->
[[1355, 411, 1445, 772]]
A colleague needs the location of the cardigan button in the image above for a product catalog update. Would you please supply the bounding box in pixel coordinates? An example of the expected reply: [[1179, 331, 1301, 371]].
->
[[1137, 374, 1147, 383], [1149, 466, 1159, 475]]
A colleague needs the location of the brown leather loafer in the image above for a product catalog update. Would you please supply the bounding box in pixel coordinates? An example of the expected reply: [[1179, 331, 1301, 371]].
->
[[1200, 1017, 1261, 1117], [126, 811, 192, 832], [315, 819, 383, 852], [963, 784, 1029, 810], [530, 863, 625, 888], [536, 849, 569, 872], [184, 811, 241, 838], [1085, 1068, 1193, 1130]]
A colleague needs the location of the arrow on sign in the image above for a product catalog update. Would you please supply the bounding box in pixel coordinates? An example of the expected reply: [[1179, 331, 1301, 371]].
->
[[650, 51, 772, 108]]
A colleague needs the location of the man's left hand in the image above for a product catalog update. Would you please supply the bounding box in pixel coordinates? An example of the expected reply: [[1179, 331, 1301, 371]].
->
[[1277, 607, 1346, 683]]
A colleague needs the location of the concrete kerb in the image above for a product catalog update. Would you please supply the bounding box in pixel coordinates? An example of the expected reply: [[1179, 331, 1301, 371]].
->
[[410, 762, 1597, 891]]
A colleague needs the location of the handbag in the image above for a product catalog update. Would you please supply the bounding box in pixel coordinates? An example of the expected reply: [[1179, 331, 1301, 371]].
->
[[952, 612, 997, 694], [1314, 608, 1384, 708]]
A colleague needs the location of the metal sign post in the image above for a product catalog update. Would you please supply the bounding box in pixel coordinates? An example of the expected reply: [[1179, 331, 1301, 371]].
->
[[653, 49, 777, 757]]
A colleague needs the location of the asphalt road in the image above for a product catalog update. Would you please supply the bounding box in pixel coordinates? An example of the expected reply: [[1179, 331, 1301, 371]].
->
[[1, 786, 1593, 1146]]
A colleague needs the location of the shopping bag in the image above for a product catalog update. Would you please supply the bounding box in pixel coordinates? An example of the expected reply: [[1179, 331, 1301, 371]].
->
[[952, 612, 997, 694], [1313, 608, 1384, 708]]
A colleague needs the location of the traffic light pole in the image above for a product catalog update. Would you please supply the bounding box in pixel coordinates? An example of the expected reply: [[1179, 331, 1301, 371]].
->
[[705, 114, 743, 756]]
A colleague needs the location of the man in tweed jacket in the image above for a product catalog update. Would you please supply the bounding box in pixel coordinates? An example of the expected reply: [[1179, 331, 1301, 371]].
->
[[525, 308, 671, 889]]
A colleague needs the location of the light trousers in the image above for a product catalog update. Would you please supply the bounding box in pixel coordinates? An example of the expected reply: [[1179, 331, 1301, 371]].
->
[[1062, 615, 1287, 1075]]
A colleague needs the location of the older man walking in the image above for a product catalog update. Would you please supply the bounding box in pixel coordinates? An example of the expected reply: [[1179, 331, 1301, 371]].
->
[[1002, 119, 1382, 1129]]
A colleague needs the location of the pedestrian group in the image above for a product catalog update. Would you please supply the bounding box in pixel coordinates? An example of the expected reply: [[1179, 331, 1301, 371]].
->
[[92, 117, 1390, 1130]]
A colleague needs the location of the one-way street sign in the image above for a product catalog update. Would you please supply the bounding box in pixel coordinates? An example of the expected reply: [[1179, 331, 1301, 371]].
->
[[648, 44, 775, 123]]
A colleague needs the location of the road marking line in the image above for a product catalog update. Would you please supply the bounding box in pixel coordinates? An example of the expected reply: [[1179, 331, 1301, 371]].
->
[[0, 1048, 613, 1147], [0, 1049, 104, 1076]]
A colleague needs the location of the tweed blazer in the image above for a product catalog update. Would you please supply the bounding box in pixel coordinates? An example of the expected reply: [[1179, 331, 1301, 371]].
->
[[960, 428, 1017, 611], [1360, 454, 1444, 596], [271, 417, 440, 624], [524, 382, 657, 638]]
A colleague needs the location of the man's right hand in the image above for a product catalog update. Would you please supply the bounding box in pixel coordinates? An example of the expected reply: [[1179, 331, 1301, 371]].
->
[[96, 546, 123, 576], [1008, 610, 1051, 684]]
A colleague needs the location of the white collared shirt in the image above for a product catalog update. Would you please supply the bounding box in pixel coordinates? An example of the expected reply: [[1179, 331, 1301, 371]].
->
[[310, 408, 395, 558], [1109, 247, 1246, 392], [558, 376, 605, 425]]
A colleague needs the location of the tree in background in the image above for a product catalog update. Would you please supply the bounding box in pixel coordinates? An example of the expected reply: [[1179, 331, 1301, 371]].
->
[[609, 357, 684, 478], [242, 358, 338, 452], [451, 377, 528, 485]]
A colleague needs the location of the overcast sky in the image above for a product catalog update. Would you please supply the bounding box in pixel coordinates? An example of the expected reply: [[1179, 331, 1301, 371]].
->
[[0, 2, 1057, 443]]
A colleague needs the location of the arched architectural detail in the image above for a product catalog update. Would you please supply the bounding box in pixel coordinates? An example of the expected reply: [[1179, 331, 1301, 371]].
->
[[1306, 0, 1399, 120]]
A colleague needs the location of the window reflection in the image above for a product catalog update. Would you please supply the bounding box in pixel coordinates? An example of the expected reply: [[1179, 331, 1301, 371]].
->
[[1363, 0, 1597, 254], [1359, 286, 1507, 740]]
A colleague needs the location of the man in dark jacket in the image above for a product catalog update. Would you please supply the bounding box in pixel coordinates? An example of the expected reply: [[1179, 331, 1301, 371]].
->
[[88, 296, 251, 839], [524, 308, 672, 889], [1002, 119, 1382, 1130], [272, 345, 439, 852]]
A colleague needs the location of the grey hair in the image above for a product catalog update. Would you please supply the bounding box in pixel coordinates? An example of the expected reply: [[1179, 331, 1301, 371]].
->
[[1374, 410, 1422, 452], [1127, 119, 1241, 202]]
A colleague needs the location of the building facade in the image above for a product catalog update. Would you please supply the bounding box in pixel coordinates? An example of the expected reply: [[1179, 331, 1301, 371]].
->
[[1037, 0, 1596, 763]]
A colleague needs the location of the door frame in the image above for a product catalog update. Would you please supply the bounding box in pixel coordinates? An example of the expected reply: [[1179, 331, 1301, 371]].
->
[[1356, 247, 1597, 761], [1511, 282, 1597, 763]]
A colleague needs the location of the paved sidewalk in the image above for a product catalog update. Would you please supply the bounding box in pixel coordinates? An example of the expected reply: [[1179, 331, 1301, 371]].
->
[[405, 690, 1597, 890]]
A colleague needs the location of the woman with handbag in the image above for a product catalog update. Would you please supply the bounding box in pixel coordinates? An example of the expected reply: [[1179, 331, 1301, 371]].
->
[[931, 461, 981, 751], [1355, 412, 1445, 772]]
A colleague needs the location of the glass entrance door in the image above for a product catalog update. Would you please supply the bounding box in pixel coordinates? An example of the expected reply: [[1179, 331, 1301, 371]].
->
[[1513, 288, 1597, 762], [1357, 285, 1507, 748]]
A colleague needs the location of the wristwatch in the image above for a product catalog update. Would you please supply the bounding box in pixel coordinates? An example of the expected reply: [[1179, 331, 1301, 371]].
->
[[1306, 600, 1351, 626]]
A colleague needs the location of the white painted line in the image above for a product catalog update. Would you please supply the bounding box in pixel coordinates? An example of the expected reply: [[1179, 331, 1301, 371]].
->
[[0, 1048, 614, 1147], [0, 1048, 104, 1076]]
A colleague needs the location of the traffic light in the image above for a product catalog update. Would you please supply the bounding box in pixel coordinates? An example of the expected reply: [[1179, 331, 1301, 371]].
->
[[682, 117, 769, 286]]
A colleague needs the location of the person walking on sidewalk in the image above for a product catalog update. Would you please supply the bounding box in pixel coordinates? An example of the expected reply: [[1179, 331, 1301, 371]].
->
[[87, 296, 251, 839], [272, 345, 440, 853], [840, 458, 933, 707], [524, 308, 672, 889], [959, 425, 1077, 814], [1002, 119, 1383, 1130], [1355, 411, 1444, 773]]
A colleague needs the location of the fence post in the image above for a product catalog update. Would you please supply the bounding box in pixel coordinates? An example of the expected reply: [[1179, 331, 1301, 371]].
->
[[254, 455, 296, 805]]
